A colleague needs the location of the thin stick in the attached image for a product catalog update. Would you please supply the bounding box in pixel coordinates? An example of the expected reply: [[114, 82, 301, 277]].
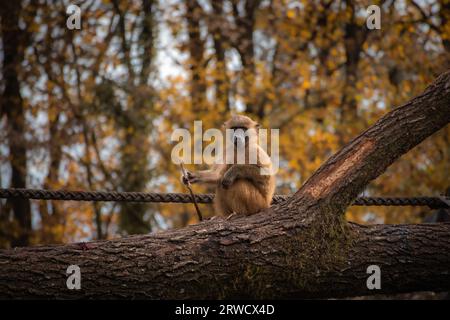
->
[[180, 162, 203, 221]]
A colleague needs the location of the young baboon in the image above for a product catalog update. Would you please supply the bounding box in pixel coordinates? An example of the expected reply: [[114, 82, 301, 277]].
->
[[182, 115, 275, 217]]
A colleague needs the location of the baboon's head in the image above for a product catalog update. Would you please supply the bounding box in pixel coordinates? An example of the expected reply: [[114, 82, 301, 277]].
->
[[223, 114, 260, 147]]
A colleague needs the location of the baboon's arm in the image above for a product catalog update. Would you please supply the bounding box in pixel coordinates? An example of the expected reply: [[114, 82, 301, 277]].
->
[[183, 165, 223, 185], [221, 164, 268, 188]]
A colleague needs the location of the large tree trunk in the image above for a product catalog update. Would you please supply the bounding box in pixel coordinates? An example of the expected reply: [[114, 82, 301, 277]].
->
[[210, 0, 230, 114], [339, 0, 368, 136], [231, 0, 262, 119], [186, 0, 208, 114], [112, 0, 155, 235], [0, 1, 32, 247], [0, 71, 449, 299]]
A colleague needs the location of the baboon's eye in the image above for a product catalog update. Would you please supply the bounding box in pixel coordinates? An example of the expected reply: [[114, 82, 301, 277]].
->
[[230, 126, 247, 132]]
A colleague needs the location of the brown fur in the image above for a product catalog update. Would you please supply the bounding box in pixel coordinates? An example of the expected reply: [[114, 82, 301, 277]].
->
[[183, 115, 275, 216]]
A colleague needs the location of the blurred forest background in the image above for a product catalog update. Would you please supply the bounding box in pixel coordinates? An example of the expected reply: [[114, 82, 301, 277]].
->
[[0, 0, 449, 248]]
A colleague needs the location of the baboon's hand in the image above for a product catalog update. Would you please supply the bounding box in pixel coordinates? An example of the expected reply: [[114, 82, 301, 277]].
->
[[182, 171, 198, 185]]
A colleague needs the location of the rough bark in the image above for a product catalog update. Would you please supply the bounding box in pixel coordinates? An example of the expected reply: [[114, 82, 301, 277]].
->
[[0, 71, 449, 299], [1, 220, 449, 299]]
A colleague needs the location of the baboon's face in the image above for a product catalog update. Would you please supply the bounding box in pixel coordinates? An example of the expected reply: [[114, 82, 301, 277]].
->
[[224, 115, 259, 147]]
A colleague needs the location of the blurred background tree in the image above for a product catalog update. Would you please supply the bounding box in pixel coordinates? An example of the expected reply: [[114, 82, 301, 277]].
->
[[0, 0, 449, 248]]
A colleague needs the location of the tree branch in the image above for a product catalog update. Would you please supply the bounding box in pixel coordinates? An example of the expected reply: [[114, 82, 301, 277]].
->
[[283, 71, 450, 217], [0, 219, 449, 299]]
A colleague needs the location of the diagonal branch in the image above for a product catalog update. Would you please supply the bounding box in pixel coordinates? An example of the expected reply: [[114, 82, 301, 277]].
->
[[282, 70, 450, 217]]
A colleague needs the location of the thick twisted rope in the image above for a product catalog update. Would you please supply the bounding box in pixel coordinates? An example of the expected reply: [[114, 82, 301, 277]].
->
[[0, 188, 448, 209]]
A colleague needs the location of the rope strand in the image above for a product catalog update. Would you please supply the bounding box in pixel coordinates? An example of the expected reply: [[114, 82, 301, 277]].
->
[[0, 188, 448, 209]]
